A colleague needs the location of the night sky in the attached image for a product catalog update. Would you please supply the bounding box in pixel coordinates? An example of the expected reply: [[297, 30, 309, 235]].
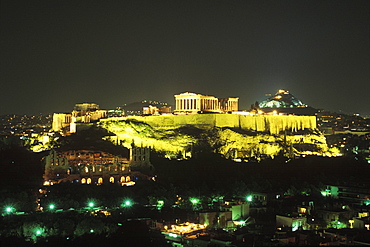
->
[[1, 0, 369, 115]]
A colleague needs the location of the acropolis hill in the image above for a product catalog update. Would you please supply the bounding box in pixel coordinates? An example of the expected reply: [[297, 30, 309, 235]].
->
[[50, 90, 340, 161], [98, 114, 338, 161], [100, 114, 316, 135]]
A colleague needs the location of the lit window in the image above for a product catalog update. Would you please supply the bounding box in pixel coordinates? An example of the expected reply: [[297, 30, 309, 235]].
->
[[81, 178, 86, 184], [98, 177, 103, 184], [126, 176, 130, 182], [109, 177, 114, 183], [87, 178, 92, 184], [85, 167, 89, 173], [120, 176, 125, 182]]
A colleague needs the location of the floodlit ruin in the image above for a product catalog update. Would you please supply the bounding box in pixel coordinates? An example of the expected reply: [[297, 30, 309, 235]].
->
[[99, 114, 340, 161]]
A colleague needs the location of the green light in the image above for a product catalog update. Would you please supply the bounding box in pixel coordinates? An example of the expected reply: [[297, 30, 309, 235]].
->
[[123, 199, 133, 207], [320, 191, 327, 196], [246, 195, 253, 202], [49, 204, 55, 210], [190, 198, 200, 205], [88, 201, 95, 208], [156, 200, 164, 210], [237, 220, 245, 226], [5, 206, 15, 214], [35, 228, 43, 236], [90, 229, 94, 233]]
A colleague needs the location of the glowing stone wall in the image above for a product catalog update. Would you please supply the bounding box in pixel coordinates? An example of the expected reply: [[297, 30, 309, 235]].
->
[[101, 114, 316, 135], [98, 114, 338, 160]]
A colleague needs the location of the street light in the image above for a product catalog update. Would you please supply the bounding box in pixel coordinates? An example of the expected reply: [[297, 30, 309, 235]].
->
[[246, 195, 253, 202], [48, 204, 55, 210], [122, 199, 133, 207], [87, 201, 95, 208], [190, 198, 200, 205], [4, 206, 15, 214], [34, 228, 44, 237], [157, 200, 164, 209]]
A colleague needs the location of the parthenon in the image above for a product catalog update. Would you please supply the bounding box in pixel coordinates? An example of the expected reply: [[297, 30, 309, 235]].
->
[[174, 92, 238, 114]]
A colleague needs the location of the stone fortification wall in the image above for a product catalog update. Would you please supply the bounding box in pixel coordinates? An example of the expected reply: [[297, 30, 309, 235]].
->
[[101, 114, 316, 135]]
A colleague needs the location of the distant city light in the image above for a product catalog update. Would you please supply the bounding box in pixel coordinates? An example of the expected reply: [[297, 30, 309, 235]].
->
[[246, 195, 253, 202], [4, 206, 15, 214], [122, 199, 133, 207], [87, 201, 95, 208], [190, 198, 200, 205], [157, 200, 164, 209], [35, 228, 43, 236]]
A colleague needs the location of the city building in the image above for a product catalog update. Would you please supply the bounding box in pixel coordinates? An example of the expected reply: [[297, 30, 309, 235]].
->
[[324, 185, 370, 206], [174, 92, 238, 114], [353, 215, 370, 230], [199, 199, 250, 229], [276, 214, 308, 231]]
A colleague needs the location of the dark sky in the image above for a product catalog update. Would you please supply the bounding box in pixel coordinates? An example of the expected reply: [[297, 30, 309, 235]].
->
[[1, 0, 369, 115]]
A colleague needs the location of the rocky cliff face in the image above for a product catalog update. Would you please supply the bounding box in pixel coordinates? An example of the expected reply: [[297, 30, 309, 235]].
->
[[98, 115, 340, 161]]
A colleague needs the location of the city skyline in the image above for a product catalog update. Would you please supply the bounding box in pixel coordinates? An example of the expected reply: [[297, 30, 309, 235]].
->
[[1, 0, 369, 115]]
